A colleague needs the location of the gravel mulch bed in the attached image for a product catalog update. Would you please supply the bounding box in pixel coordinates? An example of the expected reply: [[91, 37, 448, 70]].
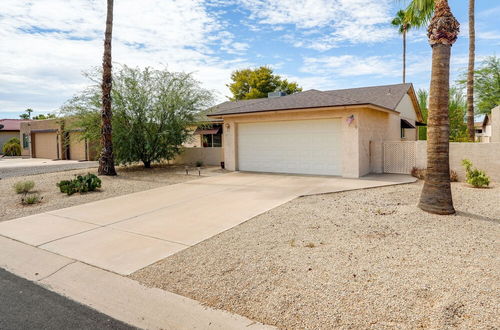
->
[[131, 181, 500, 329], [0, 165, 222, 222]]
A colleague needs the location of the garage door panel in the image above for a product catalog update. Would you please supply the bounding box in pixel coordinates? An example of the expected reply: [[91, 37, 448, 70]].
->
[[237, 119, 342, 176], [69, 132, 87, 160], [33, 132, 58, 159]]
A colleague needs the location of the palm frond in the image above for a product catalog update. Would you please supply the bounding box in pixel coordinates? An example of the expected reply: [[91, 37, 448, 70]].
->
[[391, 9, 411, 34], [404, 0, 434, 28]]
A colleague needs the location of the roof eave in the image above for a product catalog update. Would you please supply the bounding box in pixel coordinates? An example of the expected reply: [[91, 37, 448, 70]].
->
[[206, 103, 399, 118], [406, 85, 425, 123]]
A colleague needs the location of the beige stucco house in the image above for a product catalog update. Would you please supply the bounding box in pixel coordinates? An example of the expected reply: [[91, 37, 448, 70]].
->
[[0, 119, 25, 154], [475, 111, 492, 142], [207, 83, 424, 178], [491, 106, 500, 143], [20, 118, 98, 160]]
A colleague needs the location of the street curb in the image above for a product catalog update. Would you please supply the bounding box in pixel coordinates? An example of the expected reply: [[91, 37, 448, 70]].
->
[[0, 235, 274, 330]]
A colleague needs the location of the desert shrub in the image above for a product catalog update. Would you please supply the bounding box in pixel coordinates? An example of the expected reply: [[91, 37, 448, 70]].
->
[[57, 173, 102, 195], [462, 159, 490, 187], [13, 180, 35, 194], [21, 193, 42, 205], [450, 169, 458, 182], [411, 167, 426, 180], [2, 137, 21, 156], [7, 137, 20, 144]]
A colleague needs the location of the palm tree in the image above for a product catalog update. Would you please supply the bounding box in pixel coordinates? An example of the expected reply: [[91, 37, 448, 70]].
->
[[98, 0, 117, 176], [391, 10, 411, 83], [466, 0, 475, 141], [405, 0, 475, 141], [418, 0, 459, 215]]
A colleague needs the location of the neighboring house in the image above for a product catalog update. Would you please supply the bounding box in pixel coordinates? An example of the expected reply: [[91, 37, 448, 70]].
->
[[207, 83, 424, 178], [20, 118, 98, 160], [491, 106, 500, 143], [474, 121, 486, 142], [184, 118, 224, 148], [173, 118, 225, 166], [475, 113, 492, 142], [0, 119, 25, 154]]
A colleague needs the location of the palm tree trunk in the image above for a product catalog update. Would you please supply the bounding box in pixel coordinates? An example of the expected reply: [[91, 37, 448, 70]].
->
[[418, 0, 459, 215], [466, 0, 475, 141], [403, 28, 406, 84], [98, 0, 117, 176]]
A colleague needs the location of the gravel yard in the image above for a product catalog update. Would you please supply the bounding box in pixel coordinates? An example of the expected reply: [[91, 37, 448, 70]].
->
[[0, 165, 222, 222], [131, 181, 500, 329]]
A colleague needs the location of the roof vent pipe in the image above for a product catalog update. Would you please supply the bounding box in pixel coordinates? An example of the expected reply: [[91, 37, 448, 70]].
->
[[268, 91, 287, 98]]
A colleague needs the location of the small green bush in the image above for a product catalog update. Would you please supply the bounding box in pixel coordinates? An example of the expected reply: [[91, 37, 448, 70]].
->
[[21, 193, 42, 205], [6, 137, 20, 144], [2, 140, 21, 156], [57, 173, 102, 195], [13, 180, 35, 194], [462, 159, 490, 188]]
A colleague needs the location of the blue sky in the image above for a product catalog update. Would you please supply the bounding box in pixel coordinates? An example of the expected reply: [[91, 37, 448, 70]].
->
[[0, 0, 499, 118]]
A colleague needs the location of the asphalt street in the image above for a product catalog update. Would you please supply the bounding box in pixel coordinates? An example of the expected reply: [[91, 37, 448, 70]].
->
[[0, 268, 135, 330], [0, 159, 98, 179]]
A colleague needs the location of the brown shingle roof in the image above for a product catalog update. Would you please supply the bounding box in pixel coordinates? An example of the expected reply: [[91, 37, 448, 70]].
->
[[208, 83, 414, 117]]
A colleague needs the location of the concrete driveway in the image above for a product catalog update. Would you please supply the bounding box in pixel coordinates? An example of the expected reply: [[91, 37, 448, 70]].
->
[[0, 158, 98, 179], [0, 172, 415, 275]]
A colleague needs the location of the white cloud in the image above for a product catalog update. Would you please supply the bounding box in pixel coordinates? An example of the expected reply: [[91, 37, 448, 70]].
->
[[301, 55, 400, 77], [283, 74, 343, 91], [238, 0, 395, 50], [217, 31, 250, 54], [478, 5, 500, 18], [0, 0, 247, 114]]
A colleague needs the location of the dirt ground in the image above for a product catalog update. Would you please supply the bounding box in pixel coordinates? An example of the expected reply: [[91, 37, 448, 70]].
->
[[0, 165, 223, 222], [132, 181, 500, 329]]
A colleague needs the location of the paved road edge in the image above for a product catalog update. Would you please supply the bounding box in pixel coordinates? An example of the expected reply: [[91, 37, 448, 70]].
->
[[0, 235, 274, 330]]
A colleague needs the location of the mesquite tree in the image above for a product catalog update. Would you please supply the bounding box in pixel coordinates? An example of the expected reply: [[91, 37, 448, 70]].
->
[[61, 66, 213, 168]]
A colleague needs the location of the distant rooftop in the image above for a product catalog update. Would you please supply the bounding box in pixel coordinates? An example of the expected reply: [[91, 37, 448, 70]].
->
[[0, 119, 25, 131]]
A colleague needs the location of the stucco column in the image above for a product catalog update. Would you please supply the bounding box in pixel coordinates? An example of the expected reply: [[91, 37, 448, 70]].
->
[[223, 120, 237, 171], [341, 113, 360, 178]]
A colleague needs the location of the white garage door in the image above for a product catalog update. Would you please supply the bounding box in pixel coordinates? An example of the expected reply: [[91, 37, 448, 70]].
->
[[237, 119, 342, 176]]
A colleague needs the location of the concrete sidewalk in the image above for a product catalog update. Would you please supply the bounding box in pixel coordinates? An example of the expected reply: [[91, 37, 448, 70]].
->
[[0, 172, 415, 275], [0, 235, 272, 330]]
